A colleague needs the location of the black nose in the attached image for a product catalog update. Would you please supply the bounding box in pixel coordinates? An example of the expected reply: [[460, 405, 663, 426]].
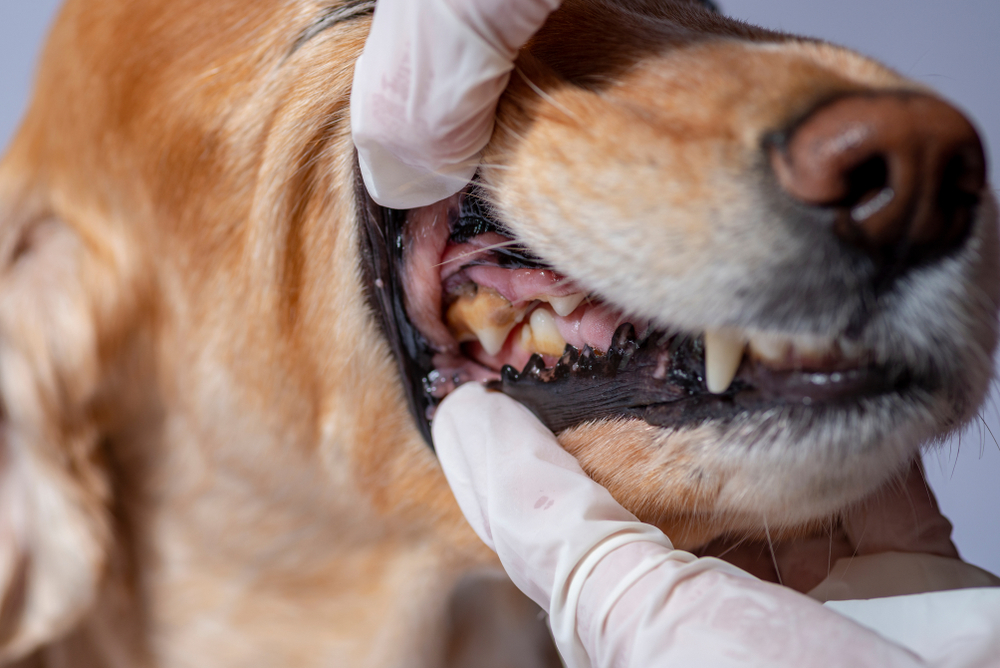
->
[[770, 93, 986, 270]]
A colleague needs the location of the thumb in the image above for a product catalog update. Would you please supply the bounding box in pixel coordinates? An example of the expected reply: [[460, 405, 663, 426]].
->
[[432, 382, 673, 612]]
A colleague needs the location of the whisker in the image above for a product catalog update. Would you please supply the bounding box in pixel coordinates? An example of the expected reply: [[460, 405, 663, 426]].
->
[[545, 277, 584, 292], [762, 515, 783, 586], [827, 519, 834, 579], [977, 412, 1000, 454], [494, 117, 529, 144], [433, 239, 523, 268], [469, 181, 502, 196], [713, 536, 750, 560], [951, 437, 962, 478], [514, 66, 585, 126], [474, 163, 514, 171], [840, 516, 868, 581]]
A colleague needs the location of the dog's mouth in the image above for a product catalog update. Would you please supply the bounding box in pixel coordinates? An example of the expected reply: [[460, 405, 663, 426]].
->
[[358, 173, 922, 447]]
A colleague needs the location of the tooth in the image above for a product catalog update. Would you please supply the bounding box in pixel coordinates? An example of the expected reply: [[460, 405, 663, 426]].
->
[[545, 293, 586, 317], [704, 329, 746, 394], [528, 307, 568, 356], [837, 336, 864, 361], [445, 287, 522, 356], [474, 323, 516, 356], [520, 322, 533, 349], [790, 333, 833, 358], [748, 333, 789, 363]]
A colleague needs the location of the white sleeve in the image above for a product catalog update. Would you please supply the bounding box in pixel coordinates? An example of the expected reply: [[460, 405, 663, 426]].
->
[[826, 588, 1000, 668], [350, 0, 561, 208]]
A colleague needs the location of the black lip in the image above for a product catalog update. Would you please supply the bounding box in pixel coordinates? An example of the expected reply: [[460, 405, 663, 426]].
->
[[489, 323, 919, 433], [356, 158, 439, 447]]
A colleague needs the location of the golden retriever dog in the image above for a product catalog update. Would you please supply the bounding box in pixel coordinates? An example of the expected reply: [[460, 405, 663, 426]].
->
[[0, 0, 996, 665]]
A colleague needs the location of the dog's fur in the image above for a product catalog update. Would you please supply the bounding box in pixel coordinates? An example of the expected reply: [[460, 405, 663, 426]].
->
[[0, 0, 995, 665]]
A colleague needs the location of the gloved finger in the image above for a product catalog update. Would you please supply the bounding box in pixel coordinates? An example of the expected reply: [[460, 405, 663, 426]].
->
[[351, 0, 561, 208], [432, 382, 675, 610], [433, 383, 754, 668]]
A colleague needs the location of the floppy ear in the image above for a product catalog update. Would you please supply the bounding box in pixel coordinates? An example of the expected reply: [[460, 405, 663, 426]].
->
[[0, 186, 113, 661]]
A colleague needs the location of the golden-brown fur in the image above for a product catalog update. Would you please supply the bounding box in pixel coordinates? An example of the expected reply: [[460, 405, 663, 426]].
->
[[0, 0, 994, 665]]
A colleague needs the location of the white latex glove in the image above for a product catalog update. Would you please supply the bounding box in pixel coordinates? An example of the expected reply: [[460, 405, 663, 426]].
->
[[433, 383, 1000, 668], [351, 0, 561, 208]]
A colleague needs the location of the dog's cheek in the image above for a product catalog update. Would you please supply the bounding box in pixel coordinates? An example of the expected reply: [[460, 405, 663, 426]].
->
[[0, 219, 114, 661]]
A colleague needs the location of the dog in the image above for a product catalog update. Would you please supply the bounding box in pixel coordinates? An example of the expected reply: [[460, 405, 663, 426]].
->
[[0, 0, 995, 665]]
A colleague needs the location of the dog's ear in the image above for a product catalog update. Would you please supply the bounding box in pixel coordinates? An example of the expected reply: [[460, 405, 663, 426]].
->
[[0, 186, 113, 661]]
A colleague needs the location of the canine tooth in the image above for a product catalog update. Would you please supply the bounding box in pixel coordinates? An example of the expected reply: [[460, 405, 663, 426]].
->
[[545, 293, 586, 317], [528, 307, 568, 356], [704, 329, 746, 394]]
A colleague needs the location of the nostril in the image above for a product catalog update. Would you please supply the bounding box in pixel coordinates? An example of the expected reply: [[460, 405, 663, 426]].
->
[[929, 147, 985, 250], [939, 147, 985, 212], [839, 155, 889, 211], [769, 92, 986, 270]]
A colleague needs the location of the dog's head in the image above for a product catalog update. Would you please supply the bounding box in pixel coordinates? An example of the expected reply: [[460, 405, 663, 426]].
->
[[0, 0, 995, 660], [360, 0, 999, 547]]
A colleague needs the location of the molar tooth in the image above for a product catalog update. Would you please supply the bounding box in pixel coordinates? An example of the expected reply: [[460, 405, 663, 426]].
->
[[528, 307, 568, 356], [545, 293, 586, 317], [704, 329, 746, 394]]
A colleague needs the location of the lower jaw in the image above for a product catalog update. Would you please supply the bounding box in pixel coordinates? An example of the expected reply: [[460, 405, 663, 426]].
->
[[488, 322, 922, 434]]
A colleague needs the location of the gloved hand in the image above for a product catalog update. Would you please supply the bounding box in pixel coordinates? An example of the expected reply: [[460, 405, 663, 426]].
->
[[433, 382, 1000, 668], [351, 0, 561, 209]]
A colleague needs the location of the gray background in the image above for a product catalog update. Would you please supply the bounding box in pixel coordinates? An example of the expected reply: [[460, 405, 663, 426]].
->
[[1, 1, 998, 574]]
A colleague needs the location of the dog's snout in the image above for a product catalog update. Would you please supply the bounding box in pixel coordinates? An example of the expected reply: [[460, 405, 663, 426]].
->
[[770, 93, 986, 268]]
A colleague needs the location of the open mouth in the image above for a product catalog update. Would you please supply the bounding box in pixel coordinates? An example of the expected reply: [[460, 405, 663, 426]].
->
[[358, 174, 923, 447]]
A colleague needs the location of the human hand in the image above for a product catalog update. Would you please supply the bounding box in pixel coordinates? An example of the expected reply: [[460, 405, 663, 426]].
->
[[351, 0, 562, 209], [695, 457, 985, 596], [432, 383, 944, 668]]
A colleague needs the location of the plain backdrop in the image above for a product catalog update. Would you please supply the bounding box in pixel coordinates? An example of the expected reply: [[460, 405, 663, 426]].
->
[[1, 1, 998, 575]]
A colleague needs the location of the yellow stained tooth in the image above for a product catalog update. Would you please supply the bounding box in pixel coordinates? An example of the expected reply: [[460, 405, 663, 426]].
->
[[528, 307, 567, 356], [704, 329, 746, 394], [475, 324, 516, 356], [445, 287, 522, 356], [546, 293, 586, 317], [520, 322, 534, 349]]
